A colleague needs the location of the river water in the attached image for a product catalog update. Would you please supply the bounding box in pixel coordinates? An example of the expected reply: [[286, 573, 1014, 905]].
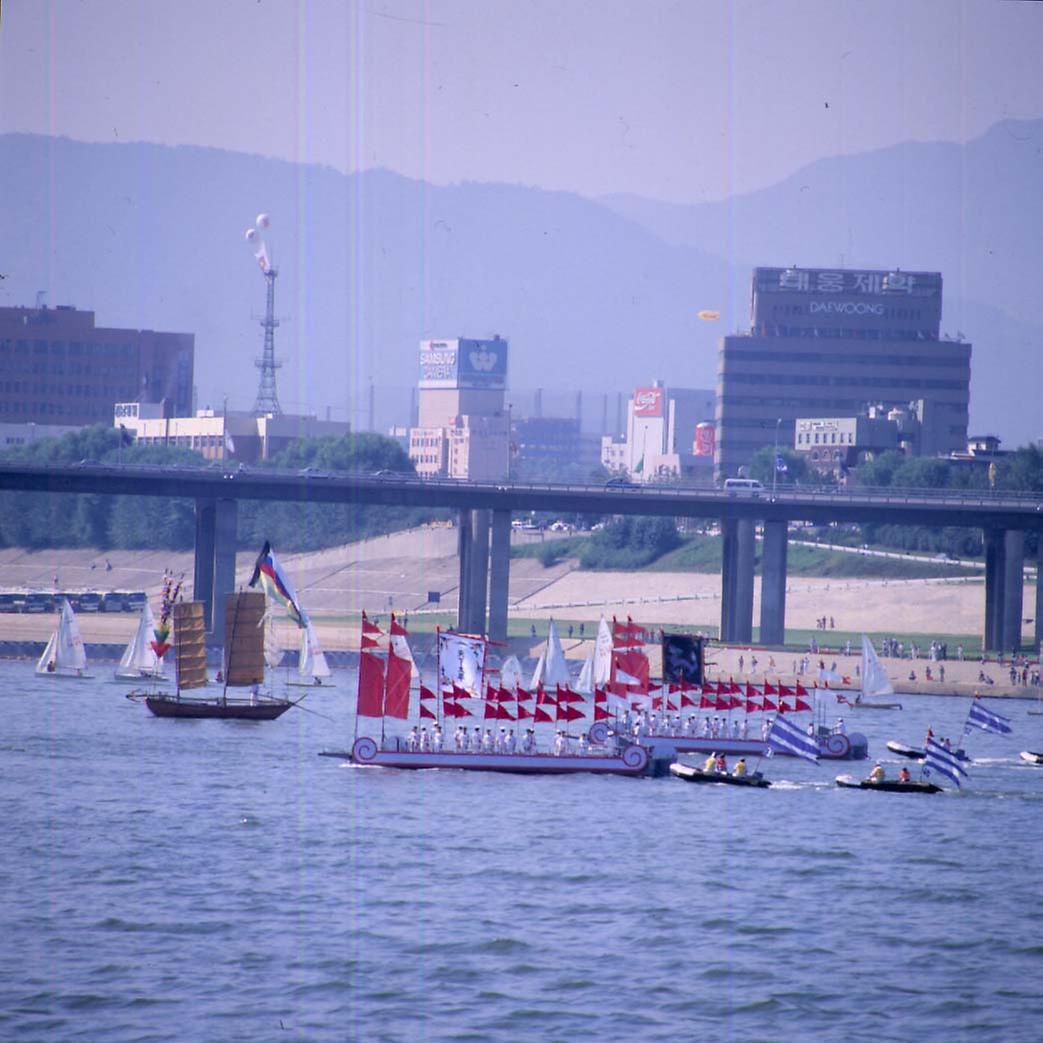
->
[[2, 661, 1042, 1042]]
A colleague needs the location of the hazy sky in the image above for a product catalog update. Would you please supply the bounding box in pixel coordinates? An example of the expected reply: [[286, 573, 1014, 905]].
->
[[2, 0, 1041, 203]]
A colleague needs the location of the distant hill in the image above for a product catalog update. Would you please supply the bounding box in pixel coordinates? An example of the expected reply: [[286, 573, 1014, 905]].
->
[[1, 128, 1039, 445]]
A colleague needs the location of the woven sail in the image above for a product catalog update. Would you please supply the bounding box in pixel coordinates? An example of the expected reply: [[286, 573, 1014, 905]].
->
[[174, 602, 209, 691], [223, 591, 266, 687]]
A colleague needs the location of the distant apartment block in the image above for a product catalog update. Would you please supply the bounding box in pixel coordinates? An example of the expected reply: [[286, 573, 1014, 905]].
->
[[0, 302, 194, 425]]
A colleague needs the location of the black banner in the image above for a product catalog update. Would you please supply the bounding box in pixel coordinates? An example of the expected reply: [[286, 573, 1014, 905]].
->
[[662, 633, 704, 685]]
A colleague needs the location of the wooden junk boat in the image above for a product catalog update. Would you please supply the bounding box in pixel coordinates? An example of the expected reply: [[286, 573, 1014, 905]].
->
[[145, 592, 294, 720]]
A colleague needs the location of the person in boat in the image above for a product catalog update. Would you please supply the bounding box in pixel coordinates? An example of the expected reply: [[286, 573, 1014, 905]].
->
[[407, 726, 419, 752], [215, 669, 224, 683], [521, 728, 536, 755], [578, 732, 589, 755], [46, 659, 56, 673], [898, 766, 911, 782], [835, 717, 846, 735], [504, 730, 517, 754], [702, 752, 719, 773], [455, 727, 465, 752], [741, 717, 749, 740], [733, 758, 747, 778], [432, 725, 443, 753], [760, 719, 770, 741], [868, 762, 886, 783], [482, 729, 495, 753], [419, 727, 431, 752], [716, 753, 728, 773], [553, 731, 566, 756], [495, 728, 507, 754], [315, 677, 323, 686], [250, 682, 260, 706], [701, 716, 711, 737], [731, 718, 741, 740], [473, 727, 483, 752]]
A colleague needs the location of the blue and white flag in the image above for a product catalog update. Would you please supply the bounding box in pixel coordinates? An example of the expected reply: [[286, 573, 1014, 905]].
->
[[922, 738, 969, 789], [775, 454, 788, 474], [766, 714, 819, 763], [964, 699, 1012, 736]]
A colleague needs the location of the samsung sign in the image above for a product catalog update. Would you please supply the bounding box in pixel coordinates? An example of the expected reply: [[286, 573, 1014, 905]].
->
[[419, 337, 508, 389], [808, 300, 885, 316]]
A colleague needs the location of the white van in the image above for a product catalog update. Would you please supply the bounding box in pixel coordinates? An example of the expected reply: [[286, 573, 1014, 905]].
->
[[723, 477, 764, 496]]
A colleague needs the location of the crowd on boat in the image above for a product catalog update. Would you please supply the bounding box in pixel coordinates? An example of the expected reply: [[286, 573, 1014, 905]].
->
[[404, 724, 597, 756]]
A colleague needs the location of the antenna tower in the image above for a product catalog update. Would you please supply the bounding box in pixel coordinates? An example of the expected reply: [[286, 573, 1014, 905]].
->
[[244, 213, 282, 416]]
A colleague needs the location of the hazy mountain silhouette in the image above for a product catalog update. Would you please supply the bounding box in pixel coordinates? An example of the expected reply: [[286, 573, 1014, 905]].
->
[[0, 128, 1039, 445]]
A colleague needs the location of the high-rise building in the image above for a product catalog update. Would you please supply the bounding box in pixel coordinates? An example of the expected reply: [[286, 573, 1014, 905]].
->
[[0, 302, 193, 425], [715, 267, 971, 477], [409, 336, 510, 480]]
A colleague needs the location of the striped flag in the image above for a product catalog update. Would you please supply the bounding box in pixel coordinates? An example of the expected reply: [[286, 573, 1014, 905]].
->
[[922, 738, 969, 788], [766, 714, 820, 762], [249, 541, 307, 627], [965, 699, 1013, 736]]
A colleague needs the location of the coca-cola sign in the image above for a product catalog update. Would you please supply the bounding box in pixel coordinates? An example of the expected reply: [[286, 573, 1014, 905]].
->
[[633, 386, 663, 418]]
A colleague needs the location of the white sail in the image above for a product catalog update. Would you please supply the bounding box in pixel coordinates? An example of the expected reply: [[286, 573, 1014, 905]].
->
[[592, 616, 613, 687], [860, 634, 894, 699], [540, 620, 572, 689], [575, 654, 594, 695], [265, 613, 284, 670], [116, 603, 162, 679], [299, 620, 331, 680], [529, 652, 545, 689], [500, 654, 523, 691], [35, 631, 58, 675]]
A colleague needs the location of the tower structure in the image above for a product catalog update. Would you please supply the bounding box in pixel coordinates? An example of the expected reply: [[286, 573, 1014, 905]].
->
[[244, 213, 282, 417]]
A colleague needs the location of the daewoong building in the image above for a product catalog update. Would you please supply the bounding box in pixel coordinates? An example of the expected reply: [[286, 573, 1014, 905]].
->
[[714, 267, 971, 477]]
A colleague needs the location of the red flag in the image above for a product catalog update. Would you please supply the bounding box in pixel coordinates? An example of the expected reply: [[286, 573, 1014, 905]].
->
[[730, 680, 742, 695], [498, 705, 516, 721], [680, 694, 695, 708], [714, 696, 731, 711], [745, 683, 758, 699], [761, 696, 777, 712], [420, 685, 436, 702], [794, 698, 812, 712], [667, 700, 679, 712], [715, 680, 728, 696], [419, 703, 436, 720], [484, 702, 499, 720], [516, 704, 532, 720], [452, 684, 471, 701], [355, 651, 385, 717], [794, 682, 808, 697], [497, 686, 515, 703], [361, 611, 382, 636], [652, 695, 664, 710], [361, 634, 381, 650], [594, 688, 607, 704], [699, 694, 714, 709], [777, 682, 793, 697], [383, 647, 411, 719], [516, 687, 534, 703], [486, 684, 498, 702], [390, 613, 408, 637], [454, 702, 474, 718], [556, 685, 584, 704], [777, 700, 792, 715], [594, 705, 611, 720], [557, 703, 586, 722], [836, 693, 851, 706], [745, 699, 762, 713], [763, 681, 778, 696], [536, 685, 556, 706], [534, 706, 555, 723]]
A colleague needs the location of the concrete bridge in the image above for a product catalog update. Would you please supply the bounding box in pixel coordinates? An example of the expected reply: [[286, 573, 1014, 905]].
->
[[0, 463, 1039, 651]]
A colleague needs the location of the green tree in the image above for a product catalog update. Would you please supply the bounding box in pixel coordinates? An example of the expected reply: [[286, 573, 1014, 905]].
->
[[748, 446, 808, 487]]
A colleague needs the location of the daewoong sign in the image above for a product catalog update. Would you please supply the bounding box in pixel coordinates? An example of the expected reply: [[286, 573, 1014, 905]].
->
[[418, 337, 509, 389]]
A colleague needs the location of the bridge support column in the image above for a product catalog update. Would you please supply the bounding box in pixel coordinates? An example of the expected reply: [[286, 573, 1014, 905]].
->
[[983, 528, 1007, 652], [487, 509, 511, 644], [468, 509, 490, 635], [720, 518, 755, 643], [759, 520, 788, 646], [1002, 530, 1025, 653], [212, 498, 238, 644], [1036, 533, 1043, 656], [194, 498, 217, 630], [457, 509, 473, 632]]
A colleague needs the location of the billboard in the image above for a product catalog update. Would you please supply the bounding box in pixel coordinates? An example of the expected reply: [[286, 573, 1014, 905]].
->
[[693, 421, 716, 457], [662, 633, 705, 685], [633, 386, 664, 418], [419, 337, 509, 390]]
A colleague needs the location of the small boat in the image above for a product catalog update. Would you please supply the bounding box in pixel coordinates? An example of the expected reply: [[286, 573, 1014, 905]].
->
[[114, 601, 167, 682], [835, 773, 941, 794], [886, 739, 970, 763], [322, 735, 653, 776], [1019, 751, 1043, 765], [145, 593, 294, 720], [669, 761, 771, 788], [35, 598, 94, 679], [849, 636, 902, 710], [287, 619, 334, 688]]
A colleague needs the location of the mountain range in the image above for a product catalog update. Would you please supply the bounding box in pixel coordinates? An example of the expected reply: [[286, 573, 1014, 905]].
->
[[0, 123, 1039, 445]]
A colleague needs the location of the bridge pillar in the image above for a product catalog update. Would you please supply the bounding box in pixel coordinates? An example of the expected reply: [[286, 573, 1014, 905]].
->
[[983, 528, 1007, 652], [1002, 529, 1025, 653], [194, 498, 217, 630], [1036, 532, 1043, 656], [488, 509, 511, 643], [759, 520, 788, 646], [468, 509, 491, 635], [457, 509, 473, 632], [211, 498, 238, 644], [720, 517, 755, 643]]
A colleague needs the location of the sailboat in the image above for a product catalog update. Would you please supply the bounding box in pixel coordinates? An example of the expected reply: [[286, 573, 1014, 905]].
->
[[529, 620, 572, 689], [851, 635, 903, 709], [36, 598, 93, 679], [145, 592, 294, 720], [288, 619, 333, 688], [115, 601, 166, 681]]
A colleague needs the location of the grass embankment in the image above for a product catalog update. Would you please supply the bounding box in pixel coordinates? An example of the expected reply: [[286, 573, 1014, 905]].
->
[[514, 533, 977, 580]]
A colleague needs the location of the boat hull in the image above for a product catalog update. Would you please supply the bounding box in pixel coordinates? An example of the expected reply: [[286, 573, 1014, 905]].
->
[[324, 736, 652, 776], [850, 700, 903, 710], [145, 695, 293, 720], [669, 762, 771, 788], [35, 671, 95, 680], [886, 740, 970, 763], [592, 723, 868, 761], [836, 774, 941, 794], [1019, 751, 1043, 765]]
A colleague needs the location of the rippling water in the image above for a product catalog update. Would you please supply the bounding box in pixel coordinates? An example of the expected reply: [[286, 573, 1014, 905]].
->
[[2, 661, 1042, 1042]]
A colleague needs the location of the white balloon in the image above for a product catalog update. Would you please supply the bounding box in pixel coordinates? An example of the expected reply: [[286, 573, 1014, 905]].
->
[[245, 228, 257, 241], [256, 213, 270, 229]]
